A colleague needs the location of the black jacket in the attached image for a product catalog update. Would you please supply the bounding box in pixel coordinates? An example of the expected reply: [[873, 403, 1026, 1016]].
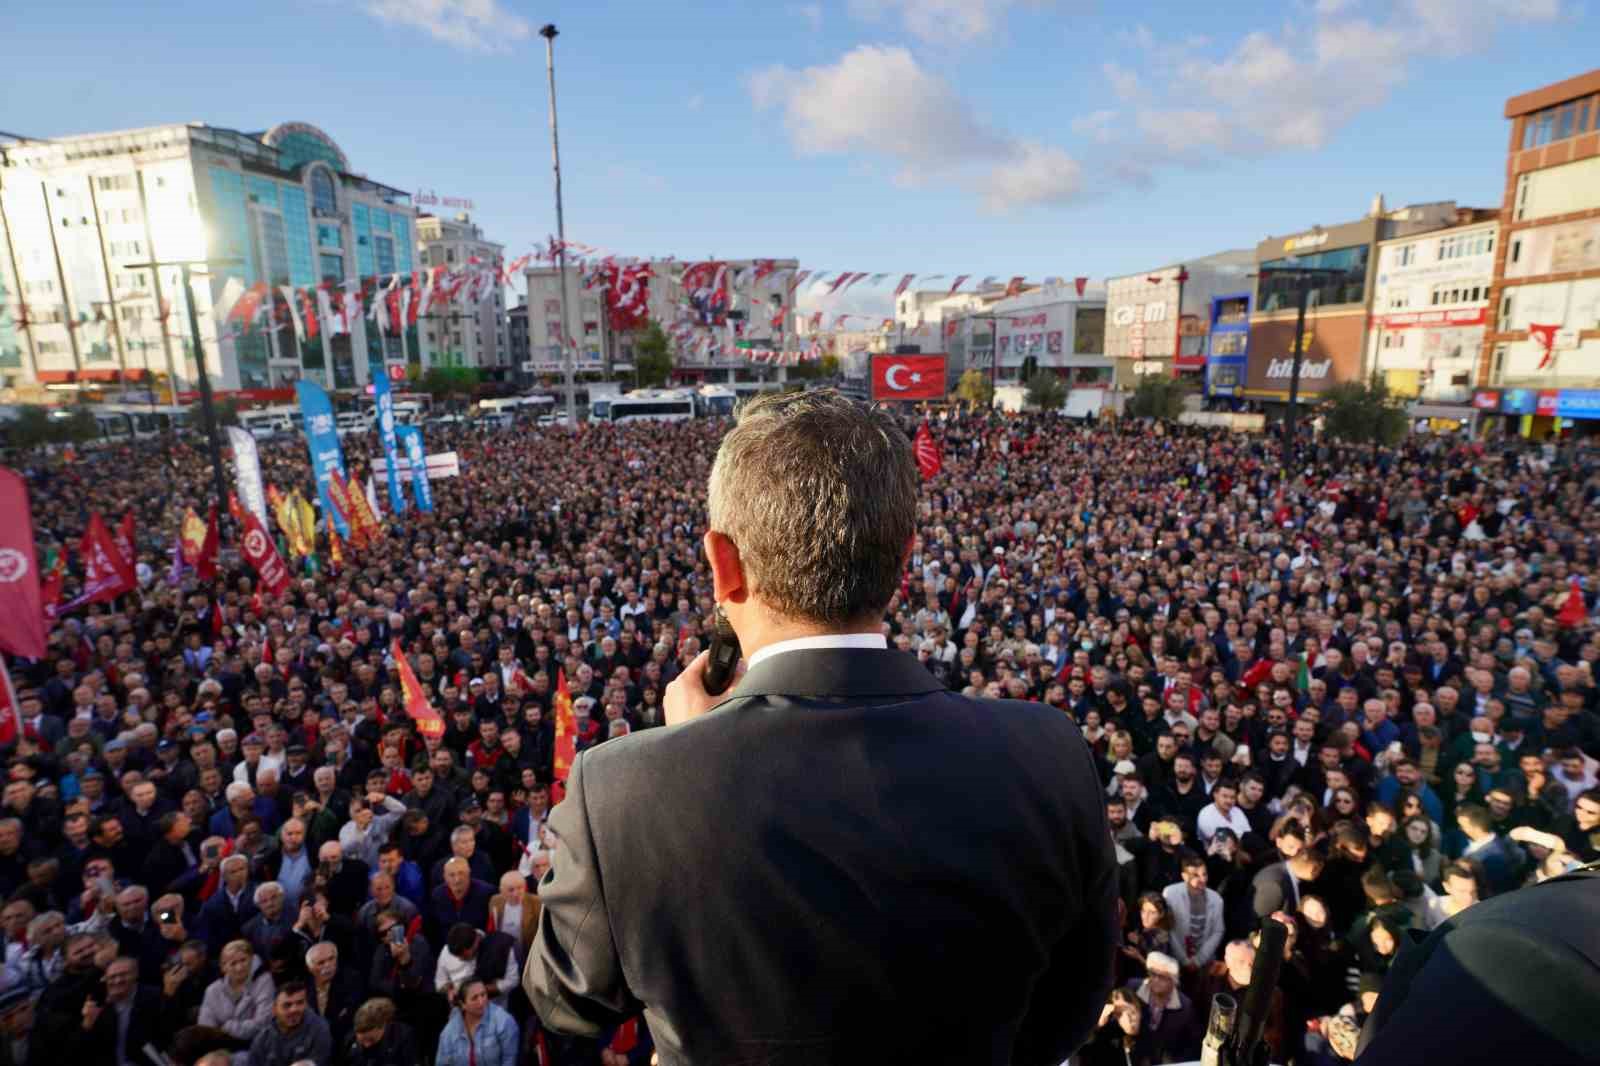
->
[[524, 648, 1118, 1066], [1358, 867, 1600, 1065]]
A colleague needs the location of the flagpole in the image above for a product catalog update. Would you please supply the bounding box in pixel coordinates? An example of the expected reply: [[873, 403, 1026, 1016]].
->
[[541, 23, 576, 426]]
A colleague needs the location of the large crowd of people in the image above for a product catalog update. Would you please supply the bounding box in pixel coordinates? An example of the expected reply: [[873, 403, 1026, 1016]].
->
[[0, 401, 1596, 1065]]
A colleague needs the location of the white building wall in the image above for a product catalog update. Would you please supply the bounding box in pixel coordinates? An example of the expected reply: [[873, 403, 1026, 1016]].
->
[[1367, 223, 1496, 401]]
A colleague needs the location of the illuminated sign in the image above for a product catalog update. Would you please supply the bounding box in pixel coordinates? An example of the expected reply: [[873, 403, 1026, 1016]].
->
[[1283, 232, 1331, 253]]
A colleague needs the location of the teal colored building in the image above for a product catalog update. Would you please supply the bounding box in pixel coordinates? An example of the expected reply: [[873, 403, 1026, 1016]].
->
[[1, 121, 419, 401]]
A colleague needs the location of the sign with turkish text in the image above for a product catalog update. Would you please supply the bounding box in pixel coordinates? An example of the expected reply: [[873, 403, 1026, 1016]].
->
[[239, 509, 291, 598], [296, 380, 349, 537]]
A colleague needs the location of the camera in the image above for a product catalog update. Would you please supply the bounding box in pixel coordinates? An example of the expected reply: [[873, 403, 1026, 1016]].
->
[[388, 926, 406, 945]]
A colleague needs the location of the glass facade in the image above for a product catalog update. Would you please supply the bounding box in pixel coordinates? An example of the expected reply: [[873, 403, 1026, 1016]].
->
[[1258, 245, 1370, 311], [375, 234, 395, 276], [208, 167, 253, 282], [280, 187, 314, 285], [320, 254, 344, 283], [258, 212, 291, 286], [310, 168, 337, 215], [392, 216, 412, 273], [353, 204, 374, 277], [273, 129, 345, 172]]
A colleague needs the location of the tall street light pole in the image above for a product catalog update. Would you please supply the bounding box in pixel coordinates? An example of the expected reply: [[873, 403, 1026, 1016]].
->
[[540, 23, 576, 426]]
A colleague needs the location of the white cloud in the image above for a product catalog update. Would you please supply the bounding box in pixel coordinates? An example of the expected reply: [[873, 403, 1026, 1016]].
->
[[362, 0, 531, 52], [849, 0, 1051, 45], [749, 44, 1083, 211], [1102, 61, 1141, 101], [749, 45, 1010, 167], [791, 2, 823, 30], [979, 141, 1083, 212], [1070, 109, 1119, 142], [1095, 0, 1566, 161]]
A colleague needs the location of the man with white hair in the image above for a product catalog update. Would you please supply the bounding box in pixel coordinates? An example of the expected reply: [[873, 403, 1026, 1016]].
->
[[198, 855, 257, 957], [209, 781, 258, 838], [242, 882, 292, 960], [1126, 951, 1197, 1063]]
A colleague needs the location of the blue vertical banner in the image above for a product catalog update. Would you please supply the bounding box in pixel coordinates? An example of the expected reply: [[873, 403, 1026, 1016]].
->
[[371, 371, 407, 516], [295, 380, 351, 537], [397, 425, 433, 513]]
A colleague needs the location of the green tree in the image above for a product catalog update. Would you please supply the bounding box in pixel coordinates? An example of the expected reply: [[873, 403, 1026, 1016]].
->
[[632, 322, 673, 388], [418, 366, 481, 407], [1320, 374, 1408, 446], [1, 405, 97, 450], [952, 368, 994, 409], [1024, 369, 1068, 411], [1125, 374, 1190, 420]]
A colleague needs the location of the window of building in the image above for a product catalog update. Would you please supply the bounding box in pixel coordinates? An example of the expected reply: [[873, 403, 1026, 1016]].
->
[[1511, 238, 1522, 264], [1395, 244, 1416, 267], [1211, 332, 1246, 356], [374, 235, 396, 276], [1491, 344, 1507, 384], [310, 167, 337, 216], [106, 239, 144, 257], [1388, 291, 1409, 310], [1258, 245, 1369, 311], [1382, 331, 1405, 349], [320, 254, 343, 283], [36, 341, 64, 355], [120, 305, 144, 323], [1521, 98, 1595, 149], [445, 248, 455, 263], [95, 174, 135, 192], [23, 280, 57, 296], [1437, 232, 1493, 261], [258, 213, 291, 286], [1498, 293, 1514, 332]]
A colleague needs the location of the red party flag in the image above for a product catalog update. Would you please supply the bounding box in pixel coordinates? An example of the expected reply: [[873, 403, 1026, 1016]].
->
[[0, 469, 46, 659], [1558, 577, 1587, 628], [0, 655, 20, 748], [391, 639, 445, 740], [78, 512, 137, 606], [913, 421, 942, 480], [239, 507, 291, 599], [552, 668, 576, 804]]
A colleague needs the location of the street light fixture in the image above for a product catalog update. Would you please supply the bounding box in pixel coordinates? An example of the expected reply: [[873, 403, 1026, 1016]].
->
[[539, 23, 576, 425]]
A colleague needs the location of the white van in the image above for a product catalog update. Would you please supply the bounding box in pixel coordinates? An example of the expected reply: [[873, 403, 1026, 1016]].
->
[[238, 408, 294, 440], [335, 411, 368, 437]]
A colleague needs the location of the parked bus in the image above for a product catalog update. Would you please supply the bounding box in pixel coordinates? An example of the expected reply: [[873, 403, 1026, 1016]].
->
[[606, 388, 698, 424], [696, 385, 737, 417], [87, 403, 188, 443]]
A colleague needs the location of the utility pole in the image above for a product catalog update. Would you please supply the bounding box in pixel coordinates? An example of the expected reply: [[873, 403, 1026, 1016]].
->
[[540, 23, 575, 425], [1283, 275, 1311, 466]]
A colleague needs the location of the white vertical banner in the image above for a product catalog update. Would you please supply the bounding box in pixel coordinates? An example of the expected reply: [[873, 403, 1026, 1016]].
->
[[223, 427, 269, 529]]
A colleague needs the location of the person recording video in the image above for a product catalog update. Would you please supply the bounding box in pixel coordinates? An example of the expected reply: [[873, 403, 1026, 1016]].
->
[[524, 389, 1118, 1064]]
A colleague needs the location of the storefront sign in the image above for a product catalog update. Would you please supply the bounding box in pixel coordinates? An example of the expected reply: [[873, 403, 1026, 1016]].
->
[[1501, 388, 1537, 415], [1283, 231, 1331, 253], [1243, 314, 1364, 396], [1556, 390, 1600, 420], [1471, 390, 1501, 410], [1537, 390, 1561, 417], [1372, 307, 1486, 329]]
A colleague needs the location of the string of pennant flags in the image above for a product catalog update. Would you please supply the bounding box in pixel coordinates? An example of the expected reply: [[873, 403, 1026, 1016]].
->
[[526, 238, 1095, 366]]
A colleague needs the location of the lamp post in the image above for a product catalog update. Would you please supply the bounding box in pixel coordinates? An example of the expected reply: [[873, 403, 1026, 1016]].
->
[[127, 258, 238, 517], [540, 23, 576, 425], [1253, 262, 1347, 466]]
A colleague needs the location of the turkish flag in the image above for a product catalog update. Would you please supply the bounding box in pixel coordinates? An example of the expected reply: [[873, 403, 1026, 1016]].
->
[[239, 508, 291, 599], [0, 469, 46, 659], [1558, 577, 1586, 628], [871, 354, 947, 402], [913, 422, 942, 480]]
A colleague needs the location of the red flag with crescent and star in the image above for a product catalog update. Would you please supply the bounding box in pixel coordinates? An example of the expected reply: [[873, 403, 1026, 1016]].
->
[[552, 668, 577, 804], [871, 354, 946, 402], [391, 639, 445, 740]]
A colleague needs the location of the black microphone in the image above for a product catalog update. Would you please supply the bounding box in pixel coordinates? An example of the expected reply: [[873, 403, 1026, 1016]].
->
[[703, 609, 741, 696], [1234, 916, 1288, 1066]]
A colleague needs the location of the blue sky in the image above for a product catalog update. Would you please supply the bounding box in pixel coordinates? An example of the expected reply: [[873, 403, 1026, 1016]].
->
[[4, 0, 1594, 315]]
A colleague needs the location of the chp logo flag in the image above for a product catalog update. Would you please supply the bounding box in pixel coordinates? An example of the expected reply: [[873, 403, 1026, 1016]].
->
[[0, 468, 46, 659], [871, 354, 947, 402], [239, 509, 291, 599], [913, 422, 942, 481]]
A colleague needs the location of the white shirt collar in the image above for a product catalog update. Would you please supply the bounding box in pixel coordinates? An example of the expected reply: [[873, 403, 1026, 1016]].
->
[[746, 633, 888, 668]]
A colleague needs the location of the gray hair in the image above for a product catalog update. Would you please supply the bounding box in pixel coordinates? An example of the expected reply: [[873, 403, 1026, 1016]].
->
[[253, 882, 283, 904], [706, 390, 916, 626], [225, 782, 253, 803]]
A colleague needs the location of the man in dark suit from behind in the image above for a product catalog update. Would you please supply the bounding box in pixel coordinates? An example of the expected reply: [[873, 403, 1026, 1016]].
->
[[524, 389, 1118, 1065]]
